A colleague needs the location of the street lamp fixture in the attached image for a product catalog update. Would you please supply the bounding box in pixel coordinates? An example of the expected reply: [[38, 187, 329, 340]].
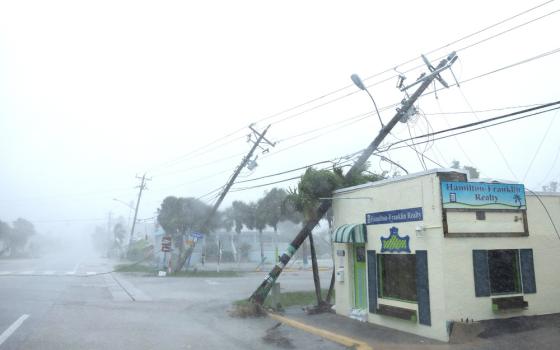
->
[[351, 73, 384, 128]]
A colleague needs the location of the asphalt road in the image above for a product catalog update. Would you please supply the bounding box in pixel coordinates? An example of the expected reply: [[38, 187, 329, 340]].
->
[[0, 252, 342, 350]]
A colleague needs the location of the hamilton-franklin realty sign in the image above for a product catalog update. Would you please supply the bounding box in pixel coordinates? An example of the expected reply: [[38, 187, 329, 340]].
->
[[366, 207, 423, 225], [441, 181, 526, 210]]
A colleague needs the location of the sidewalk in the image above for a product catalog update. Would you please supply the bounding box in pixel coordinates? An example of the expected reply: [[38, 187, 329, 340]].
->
[[275, 308, 560, 350], [280, 308, 446, 350]]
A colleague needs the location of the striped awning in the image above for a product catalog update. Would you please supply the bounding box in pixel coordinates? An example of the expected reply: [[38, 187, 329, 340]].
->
[[332, 224, 367, 243]]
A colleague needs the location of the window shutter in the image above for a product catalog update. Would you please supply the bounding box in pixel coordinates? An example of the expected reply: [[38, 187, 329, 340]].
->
[[520, 249, 537, 294], [415, 250, 431, 326], [367, 250, 377, 313], [473, 250, 491, 297]]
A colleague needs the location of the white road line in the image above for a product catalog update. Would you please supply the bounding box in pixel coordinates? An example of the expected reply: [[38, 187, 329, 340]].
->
[[0, 271, 12, 275], [65, 271, 76, 275], [20, 271, 34, 275], [86, 272, 96, 276], [43, 271, 55, 275], [0, 314, 29, 346], [204, 279, 220, 285]]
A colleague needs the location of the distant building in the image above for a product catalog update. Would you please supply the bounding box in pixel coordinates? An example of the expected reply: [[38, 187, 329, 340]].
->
[[332, 168, 560, 342]]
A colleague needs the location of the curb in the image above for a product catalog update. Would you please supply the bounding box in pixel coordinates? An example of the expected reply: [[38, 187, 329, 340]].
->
[[268, 312, 373, 350]]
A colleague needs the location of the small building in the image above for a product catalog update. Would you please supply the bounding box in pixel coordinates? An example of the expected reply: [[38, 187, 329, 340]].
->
[[332, 168, 560, 342]]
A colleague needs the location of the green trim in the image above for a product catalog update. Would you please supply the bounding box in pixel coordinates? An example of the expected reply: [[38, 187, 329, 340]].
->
[[333, 224, 367, 243], [353, 244, 367, 309]]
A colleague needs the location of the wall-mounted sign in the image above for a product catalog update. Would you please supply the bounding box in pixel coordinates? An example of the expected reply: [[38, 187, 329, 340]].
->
[[380, 227, 411, 253], [441, 181, 526, 210], [366, 207, 423, 225]]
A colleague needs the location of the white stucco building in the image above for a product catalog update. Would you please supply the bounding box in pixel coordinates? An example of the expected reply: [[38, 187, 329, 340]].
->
[[332, 168, 560, 342]]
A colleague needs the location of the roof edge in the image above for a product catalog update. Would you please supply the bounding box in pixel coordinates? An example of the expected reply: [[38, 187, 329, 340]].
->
[[333, 168, 469, 195]]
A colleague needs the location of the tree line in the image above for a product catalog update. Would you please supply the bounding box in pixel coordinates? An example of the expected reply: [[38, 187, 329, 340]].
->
[[0, 218, 36, 257]]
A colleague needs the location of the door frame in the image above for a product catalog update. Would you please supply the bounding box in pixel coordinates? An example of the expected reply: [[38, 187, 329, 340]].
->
[[353, 243, 367, 309]]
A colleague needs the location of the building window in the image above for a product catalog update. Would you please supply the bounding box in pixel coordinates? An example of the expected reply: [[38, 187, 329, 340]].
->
[[476, 211, 486, 220], [488, 250, 521, 295], [377, 254, 417, 302]]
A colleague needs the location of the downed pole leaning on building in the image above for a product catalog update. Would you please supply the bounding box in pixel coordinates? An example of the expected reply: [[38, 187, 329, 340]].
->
[[249, 51, 459, 304]]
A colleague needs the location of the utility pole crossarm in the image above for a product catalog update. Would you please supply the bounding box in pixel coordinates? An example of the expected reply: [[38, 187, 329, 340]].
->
[[249, 51, 458, 304]]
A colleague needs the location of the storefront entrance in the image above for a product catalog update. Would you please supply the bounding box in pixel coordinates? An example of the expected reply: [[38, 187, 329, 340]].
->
[[353, 244, 367, 309]]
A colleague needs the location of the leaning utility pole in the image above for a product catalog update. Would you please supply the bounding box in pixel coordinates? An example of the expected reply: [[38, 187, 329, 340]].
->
[[175, 124, 275, 272], [250, 51, 458, 304], [203, 124, 275, 230], [128, 173, 151, 250]]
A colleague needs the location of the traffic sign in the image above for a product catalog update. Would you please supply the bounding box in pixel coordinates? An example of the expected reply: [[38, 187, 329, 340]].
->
[[161, 235, 172, 252], [191, 232, 204, 239]]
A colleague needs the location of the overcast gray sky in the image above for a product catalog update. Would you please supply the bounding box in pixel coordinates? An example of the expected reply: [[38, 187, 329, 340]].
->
[[1, 0, 559, 238]]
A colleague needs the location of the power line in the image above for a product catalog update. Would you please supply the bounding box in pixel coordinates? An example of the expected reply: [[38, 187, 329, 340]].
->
[[522, 110, 558, 182], [253, 0, 557, 127], [538, 140, 560, 186], [427, 47, 560, 95], [380, 103, 560, 152], [230, 176, 303, 192], [457, 86, 519, 181], [152, 151, 247, 178], [143, 1, 558, 175], [435, 98, 480, 170], [423, 103, 545, 116], [261, 47, 560, 162], [146, 128, 247, 173]]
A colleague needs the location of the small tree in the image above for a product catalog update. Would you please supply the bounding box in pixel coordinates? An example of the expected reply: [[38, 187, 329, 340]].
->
[[0, 220, 12, 255], [157, 196, 216, 272], [451, 160, 480, 179], [542, 181, 558, 192]]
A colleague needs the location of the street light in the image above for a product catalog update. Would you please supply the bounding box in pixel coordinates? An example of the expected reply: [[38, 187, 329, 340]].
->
[[351, 73, 384, 128]]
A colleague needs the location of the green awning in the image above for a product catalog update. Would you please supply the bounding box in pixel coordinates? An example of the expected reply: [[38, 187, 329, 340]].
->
[[333, 224, 367, 243]]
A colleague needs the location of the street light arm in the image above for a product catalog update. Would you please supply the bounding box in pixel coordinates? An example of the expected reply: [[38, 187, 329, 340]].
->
[[365, 88, 384, 128]]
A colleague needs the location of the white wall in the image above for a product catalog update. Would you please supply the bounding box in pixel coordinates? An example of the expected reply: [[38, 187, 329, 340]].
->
[[442, 194, 560, 322], [333, 172, 450, 341]]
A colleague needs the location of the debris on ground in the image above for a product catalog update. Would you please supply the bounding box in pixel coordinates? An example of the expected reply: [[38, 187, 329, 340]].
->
[[228, 300, 267, 318], [303, 301, 334, 315], [262, 322, 295, 349]]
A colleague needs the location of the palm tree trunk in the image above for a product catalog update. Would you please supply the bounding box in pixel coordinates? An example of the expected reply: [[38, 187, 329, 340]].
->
[[307, 231, 323, 305], [259, 230, 264, 263], [326, 269, 335, 303]]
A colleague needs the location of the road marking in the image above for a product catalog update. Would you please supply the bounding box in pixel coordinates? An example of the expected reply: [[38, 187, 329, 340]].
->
[[205, 279, 220, 285], [268, 313, 373, 350], [0, 271, 12, 275], [0, 314, 29, 346], [20, 271, 34, 275], [86, 272, 96, 276], [43, 271, 56, 275]]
